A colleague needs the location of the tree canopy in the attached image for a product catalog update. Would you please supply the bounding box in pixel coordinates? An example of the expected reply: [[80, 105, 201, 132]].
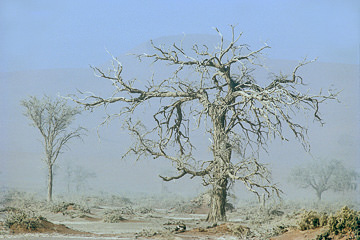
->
[[290, 159, 358, 201], [21, 95, 86, 201], [71, 26, 338, 221]]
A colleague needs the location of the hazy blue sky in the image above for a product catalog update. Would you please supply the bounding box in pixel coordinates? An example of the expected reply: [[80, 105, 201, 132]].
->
[[1, 0, 359, 72], [0, 1, 359, 199]]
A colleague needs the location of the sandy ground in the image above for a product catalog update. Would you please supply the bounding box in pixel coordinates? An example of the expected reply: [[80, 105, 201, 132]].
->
[[0, 205, 278, 239], [0, 205, 246, 239], [0, 199, 357, 240]]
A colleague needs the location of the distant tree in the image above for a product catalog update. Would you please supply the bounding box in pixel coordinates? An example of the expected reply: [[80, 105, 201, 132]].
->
[[71, 26, 337, 222], [289, 159, 358, 201], [21, 95, 86, 202], [64, 164, 96, 194]]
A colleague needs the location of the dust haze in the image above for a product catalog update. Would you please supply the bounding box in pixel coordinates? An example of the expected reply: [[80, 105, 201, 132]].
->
[[1, 37, 358, 200], [1, 31, 359, 240]]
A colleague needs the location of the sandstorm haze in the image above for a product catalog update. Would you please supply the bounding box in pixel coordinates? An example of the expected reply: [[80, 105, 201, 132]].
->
[[0, 0, 359, 202]]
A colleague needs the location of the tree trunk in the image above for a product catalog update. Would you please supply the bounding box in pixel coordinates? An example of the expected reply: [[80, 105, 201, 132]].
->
[[316, 190, 322, 201], [206, 178, 228, 222], [207, 106, 232, 222], [47, 165, 53, 202]]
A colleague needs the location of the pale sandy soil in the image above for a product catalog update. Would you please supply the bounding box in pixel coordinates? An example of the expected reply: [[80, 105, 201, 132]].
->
[[0, 199, 358, 239], [0, 206, 301, 240]]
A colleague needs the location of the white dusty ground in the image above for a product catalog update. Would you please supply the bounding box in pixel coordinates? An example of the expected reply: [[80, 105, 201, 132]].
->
[[0, 204, 278, 239], [0, 195, 358, 240]]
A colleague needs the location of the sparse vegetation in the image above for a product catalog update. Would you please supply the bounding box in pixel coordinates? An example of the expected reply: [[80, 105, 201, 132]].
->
[[135, 228, 163, 238], [290, 159, 358, 201], [49, 202, 90, 214], [327, 206, 359, 236], [0, 190, 359, 239], [4, 208, 46, 231], [190, 223, 253, 238], [271, 224, 289, 236], [103, 209, 126, 223], [296, 206, 360, 239], [136, 206, 154, 214], [226, 223, 253, 238], [298, 210, 328, 230], [21, 95, 86, 202], [48, 202, 91, 219]]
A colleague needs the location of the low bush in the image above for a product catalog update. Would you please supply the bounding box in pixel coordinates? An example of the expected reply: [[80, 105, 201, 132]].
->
[[227, 223, 252, 238], [136, 206, 154, 214], [103, 209, 126, 223], [298, 206, 360, 239], [135, 228, 161, 238], [5, 209, 45, 231], [298, 210, 328, 230], [327, 206, 359, 236], [49, 202, 90, 214]]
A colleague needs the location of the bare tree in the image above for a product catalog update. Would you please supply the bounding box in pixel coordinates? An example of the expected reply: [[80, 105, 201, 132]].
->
[[64, 164, 96, 194], [289, 159, 358, 201], [21, 95, 86, 202], [71, 26, 337, 222]]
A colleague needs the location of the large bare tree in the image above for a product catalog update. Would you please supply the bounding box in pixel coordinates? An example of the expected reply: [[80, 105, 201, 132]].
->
[[21, 95, 86, 202], [71, 27, 337, 222]]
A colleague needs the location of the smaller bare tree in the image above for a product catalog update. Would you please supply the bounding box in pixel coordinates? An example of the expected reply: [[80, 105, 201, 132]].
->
[[21, 95, 86, 202], [64, 164, 96, 194], [289, 159, 358, 201]]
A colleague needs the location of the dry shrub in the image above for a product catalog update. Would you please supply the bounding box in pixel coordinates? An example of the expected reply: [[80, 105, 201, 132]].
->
[[5, 209, 45, 231], [135, 228, 161, 238], [227, 223, 252, 238], [116, 206, 134, 215], [103, 210, 126, 223], [49, 202, 90, 215], [310, 206, 360, 240], [136, 206, 154, 214], [315, 231, 332, 240], [102, 207, 135, 223], [298, 210, 328, 230], [4, 208, 89, 235], [191, 223, 252, 238], [327, 206, 359, 236], [163, 220, 185, 226], [2, 191, 46, 212], [271, 224, 289, 236]]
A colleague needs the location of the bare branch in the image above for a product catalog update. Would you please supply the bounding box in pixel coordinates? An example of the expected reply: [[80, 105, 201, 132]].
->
[[70, 26, 339, 221]]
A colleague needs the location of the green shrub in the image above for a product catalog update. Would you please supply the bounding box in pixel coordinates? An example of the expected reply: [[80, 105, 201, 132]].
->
[[298, 210, 328, 230], [314, 206, 360, 240], [315, 231, 331, 240], [328, 206, 359, 235]]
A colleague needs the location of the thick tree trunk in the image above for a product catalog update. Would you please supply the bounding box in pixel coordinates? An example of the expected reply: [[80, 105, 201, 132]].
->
[[207, 106, 232, 222], [47, 165, 53, 202], [206, 178, 228, 222]]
